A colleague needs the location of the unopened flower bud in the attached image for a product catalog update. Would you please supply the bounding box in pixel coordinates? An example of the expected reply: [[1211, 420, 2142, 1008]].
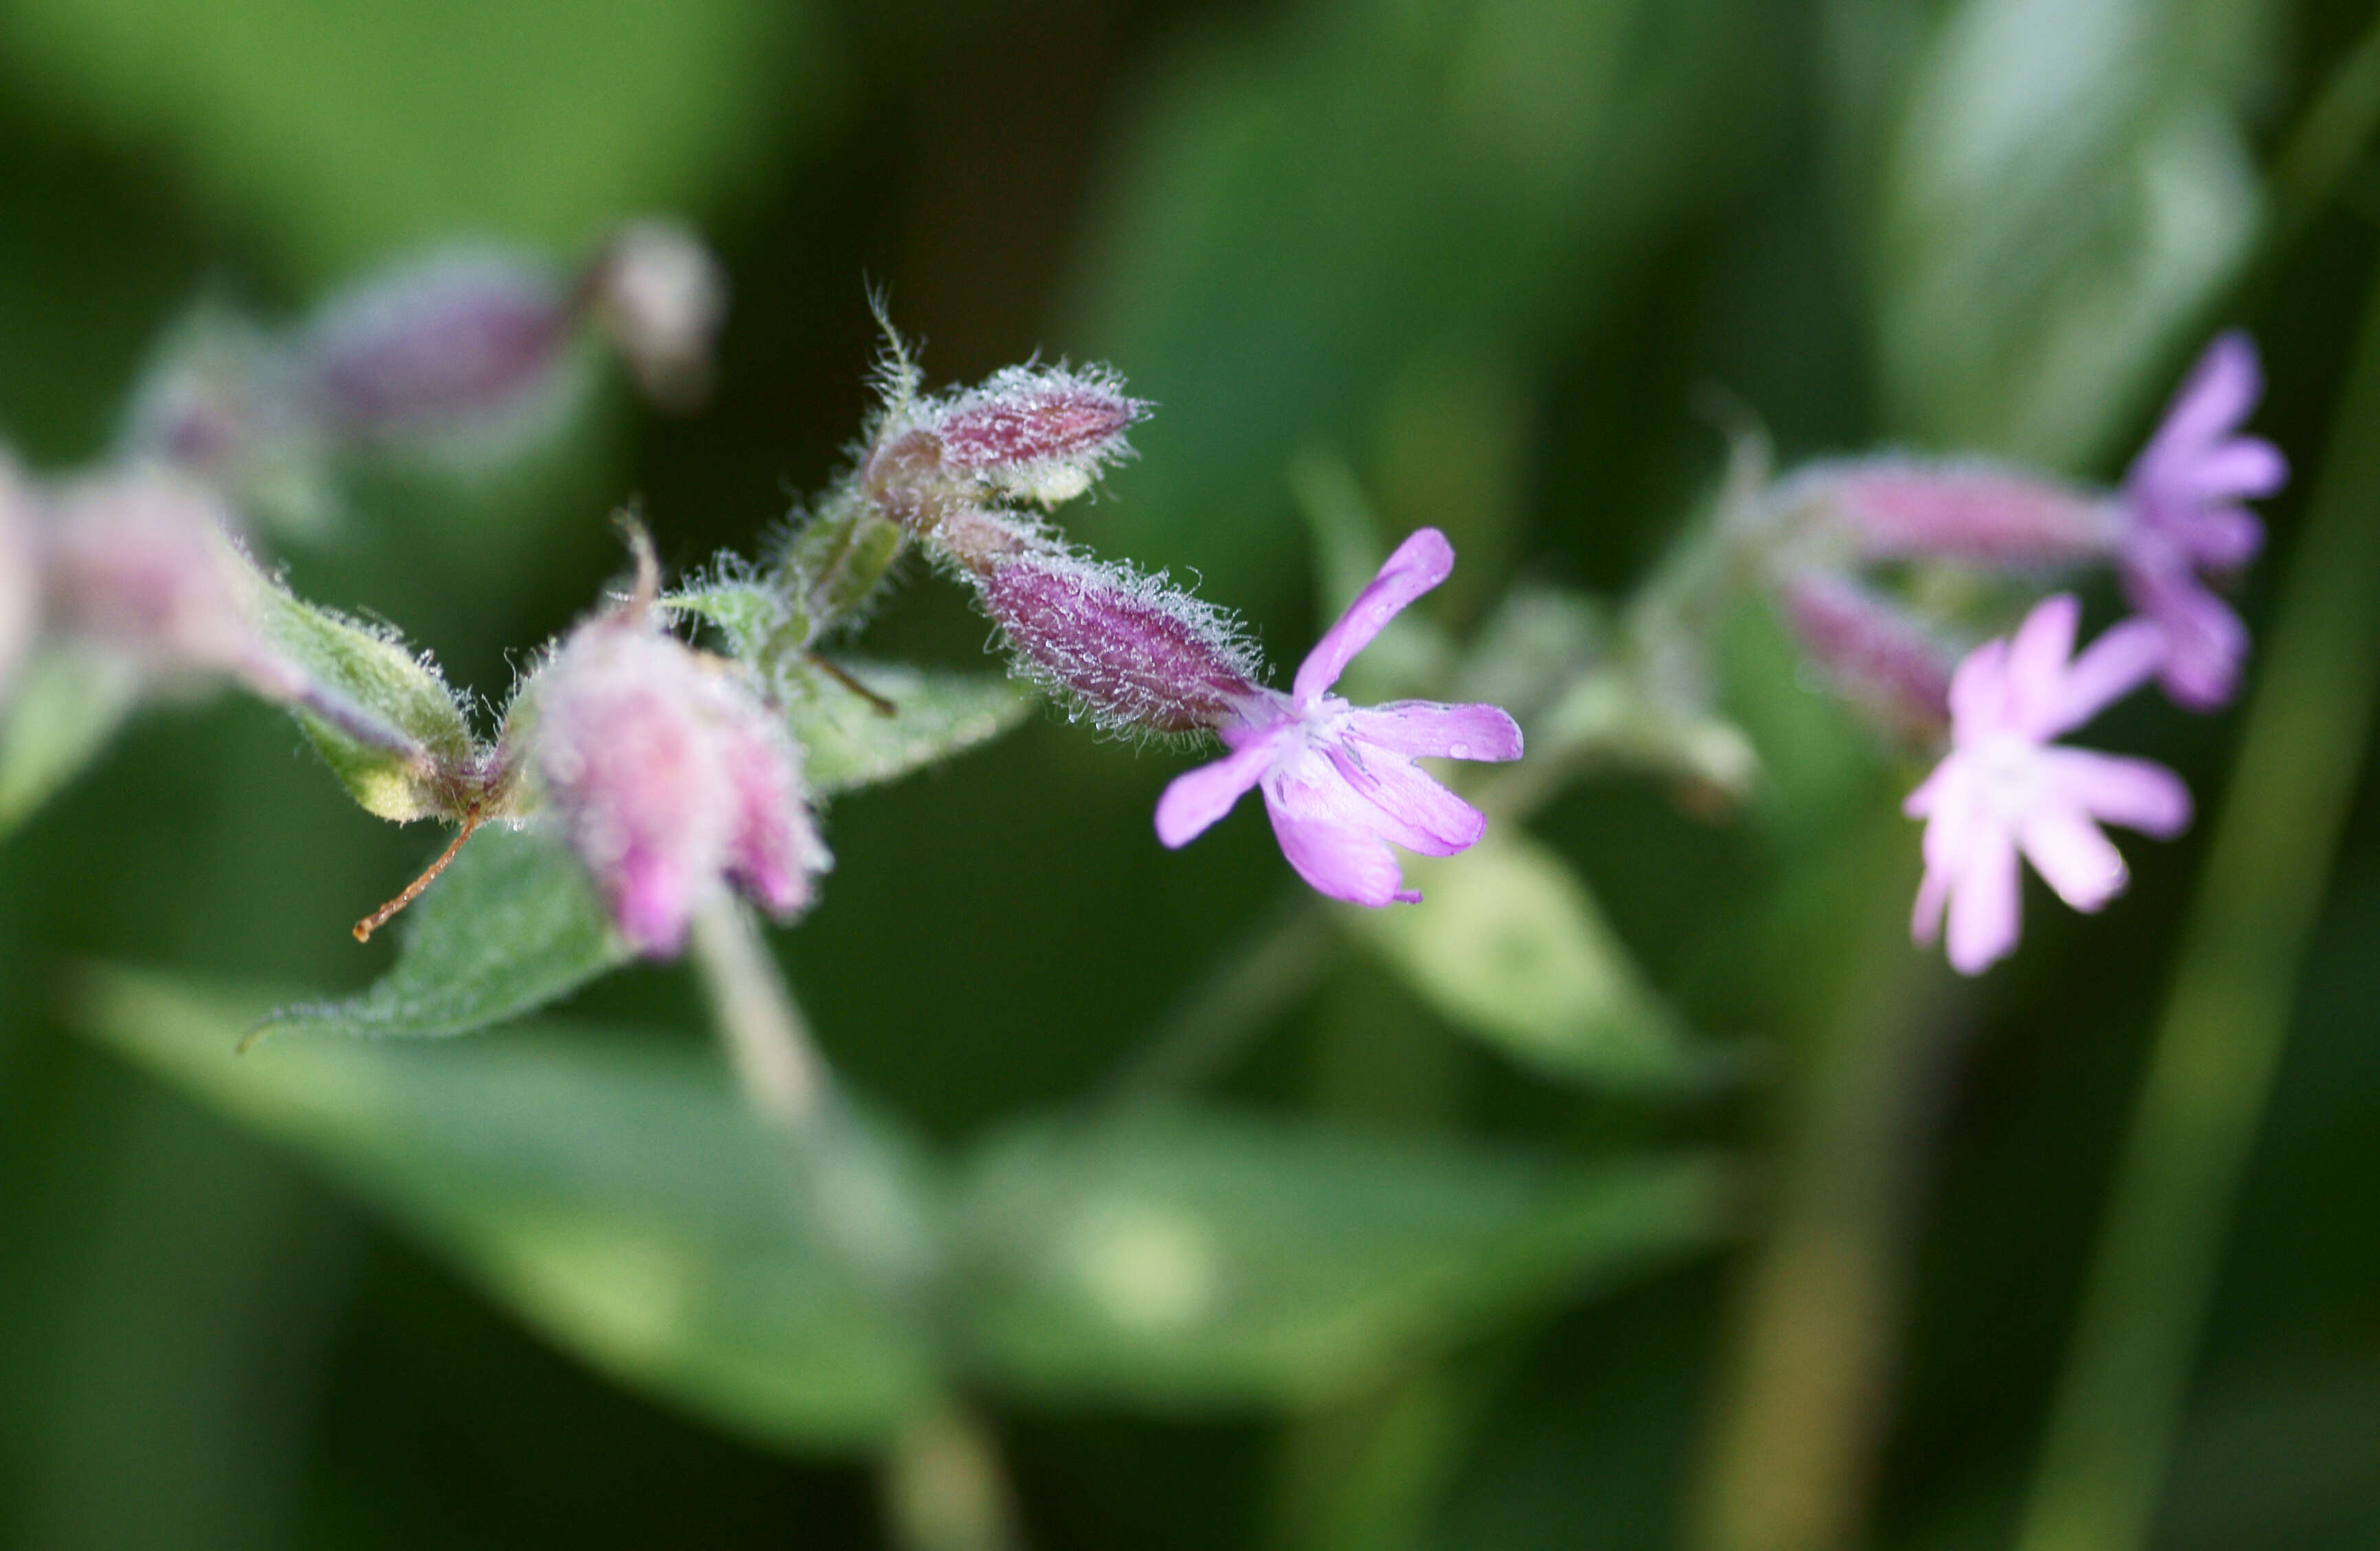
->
[[45, 467, 291, 692], [529, 615, 828, 958], [587, 220, 728, 411], [929, 364, 1145, 507], [0, 456, 38, 701], [1781, 458, 2116, 567], [976, 551, 1264, 734], [1778, 569, 1956, 736], [299, 249, 573, 452]]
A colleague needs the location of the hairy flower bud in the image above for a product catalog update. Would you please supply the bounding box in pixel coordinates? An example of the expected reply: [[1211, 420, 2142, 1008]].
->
[[976, 551, 1264, 734], [928, 364, 1145, 507], [1781, 458, 2116, 566], [587, 220, 728, 410], [1777, 569, 1956, 736], [45, 467, 294, 694], [299, 249, 574, 452], [0, 457, 38, 701], [529, 615, 827, 957]]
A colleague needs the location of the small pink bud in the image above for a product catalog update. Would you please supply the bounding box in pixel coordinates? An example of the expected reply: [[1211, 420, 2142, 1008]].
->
[[587, 220, 729, 411], [530, 615, 827, 958], [44, 467, 285, 689], [1778, 569, 1957, 737], [0, 456, 38, 701], [976, 551, 1264, 734], [300, 250, 572, 448], [1785, 459, 2117, 566], [930, 365, 1145, 506]]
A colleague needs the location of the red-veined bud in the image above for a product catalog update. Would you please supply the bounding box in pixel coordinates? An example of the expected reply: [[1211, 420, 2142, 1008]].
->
[[929, 364, 1145, 507], [1778, 569, 1956, 737], [976, 550, 1264, 734], [529, 615, 828, 958], [45, 467, 295, 694], [586, 220, 728, 411], [299, 249, 574, 454], [1780, 458, 2117, 566]]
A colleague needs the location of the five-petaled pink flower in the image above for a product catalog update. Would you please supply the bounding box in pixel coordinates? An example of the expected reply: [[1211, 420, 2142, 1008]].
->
[[1154, 528, 1521, 905], [1906, 594, 2192, 975], [2117, 331, 2287, 710]]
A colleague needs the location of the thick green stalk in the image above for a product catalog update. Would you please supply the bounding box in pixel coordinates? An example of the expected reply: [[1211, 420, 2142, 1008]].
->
[[2014, 272, 2380, 1551]]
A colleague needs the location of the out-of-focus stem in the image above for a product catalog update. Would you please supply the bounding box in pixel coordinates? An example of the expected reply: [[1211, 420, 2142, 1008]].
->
[[883, 1401, 1024, 1551], [689, 894, 824, 1125], [2269, 7, 2380, 243], [1684, 817, 1952, 1551], [2013, 265, 2380, 1551], [688, 899, 1029, 1551], [1101, 894, 1332, 1105]]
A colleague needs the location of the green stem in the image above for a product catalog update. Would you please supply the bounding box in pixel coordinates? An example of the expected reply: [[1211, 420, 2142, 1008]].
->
[[2013, 269, 2380, 1551], [1100, 894, 1332, 1106], [687, 899, 1028, 1551]]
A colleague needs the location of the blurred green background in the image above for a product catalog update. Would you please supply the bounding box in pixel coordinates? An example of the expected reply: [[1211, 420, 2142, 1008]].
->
[[2, 0, 2377, 1547]]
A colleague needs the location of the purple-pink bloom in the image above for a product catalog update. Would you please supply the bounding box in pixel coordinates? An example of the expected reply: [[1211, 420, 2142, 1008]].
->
[[530, 615, 828, 958], [1154, 528, 1521, 906], [1905, 594, 2192, 975], [2117, 331, 2287, 710]]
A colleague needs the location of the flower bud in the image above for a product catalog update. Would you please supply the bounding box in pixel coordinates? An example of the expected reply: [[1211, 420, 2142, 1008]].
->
[[976, 551, 1264, 734], [298, 249, 573, 453], [44, 467, 291, 692], [928, 364, 1145, 507], [529, 615, 827, 958], [1778, 569, 1955, 736], [1781, 458, 2116, 566], [586, 220, 728, 411], [0, 456, 38, 701]]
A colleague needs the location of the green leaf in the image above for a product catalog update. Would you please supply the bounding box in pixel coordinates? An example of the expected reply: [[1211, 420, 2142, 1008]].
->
[[1875, 0, 2269, 463], [0, 647, 142, 836], [1343, 830, 1716, 1091], [784, 660, 1035, 798], [78, 969, 940, 1451], [257, 824, 626, 1042], [952, 1108, 1730, 1409]]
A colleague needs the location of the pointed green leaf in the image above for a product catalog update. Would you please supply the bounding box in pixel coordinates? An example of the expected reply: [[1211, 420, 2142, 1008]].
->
[[0, 646, 142, 835], [782, 659, 1034, 797], [953, 1108, 1730, 1409], [1343, 830, 1719, 1091], [258, 824, 626, 1042], [78, 969, 939, 1451]]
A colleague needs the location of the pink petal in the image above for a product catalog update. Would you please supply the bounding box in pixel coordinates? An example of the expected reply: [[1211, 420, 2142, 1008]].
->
[[2003, 593, 2081, 734], [1154, 734, 1280, 848], [1263, 780, 1412, 906], [2049, 616, 2166, 735], [1343, 701, 1522, 762], [1945, 822, 2022, 976], [1947, 637, 2012, 738], [1292, 527, 1453, 705], [1910, 858, 1953, 947], [2040, 747, 2192, 839], [2182, 505, 2265, 569], [2181, 439, 2287, 502], [2135, 333, 2261, 474], [2018, 801, 2129, 913], [1323, 745, 1485, 856]]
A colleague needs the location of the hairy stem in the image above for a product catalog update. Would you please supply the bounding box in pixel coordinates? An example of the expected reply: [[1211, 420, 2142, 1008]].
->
[[2013, 259, 2380, 1551]]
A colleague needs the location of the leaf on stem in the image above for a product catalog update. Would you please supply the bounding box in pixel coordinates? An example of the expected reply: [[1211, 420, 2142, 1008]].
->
[[78, 969, 941, 1451], [951, 1107, 1732, 1408]]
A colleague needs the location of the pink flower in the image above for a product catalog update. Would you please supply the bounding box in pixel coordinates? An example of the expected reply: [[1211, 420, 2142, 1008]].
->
[[531, 615, 828, 957], [2117, 332, 2287, 710], [1154, 528, 1522, 906], [1905, 595, 2192, 975]]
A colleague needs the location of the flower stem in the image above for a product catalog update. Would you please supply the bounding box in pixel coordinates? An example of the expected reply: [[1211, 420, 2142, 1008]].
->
[[2012, 266, 2380, 1551], [881, 1401, 1024, 1551], [688, 894, 825, 1125]]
